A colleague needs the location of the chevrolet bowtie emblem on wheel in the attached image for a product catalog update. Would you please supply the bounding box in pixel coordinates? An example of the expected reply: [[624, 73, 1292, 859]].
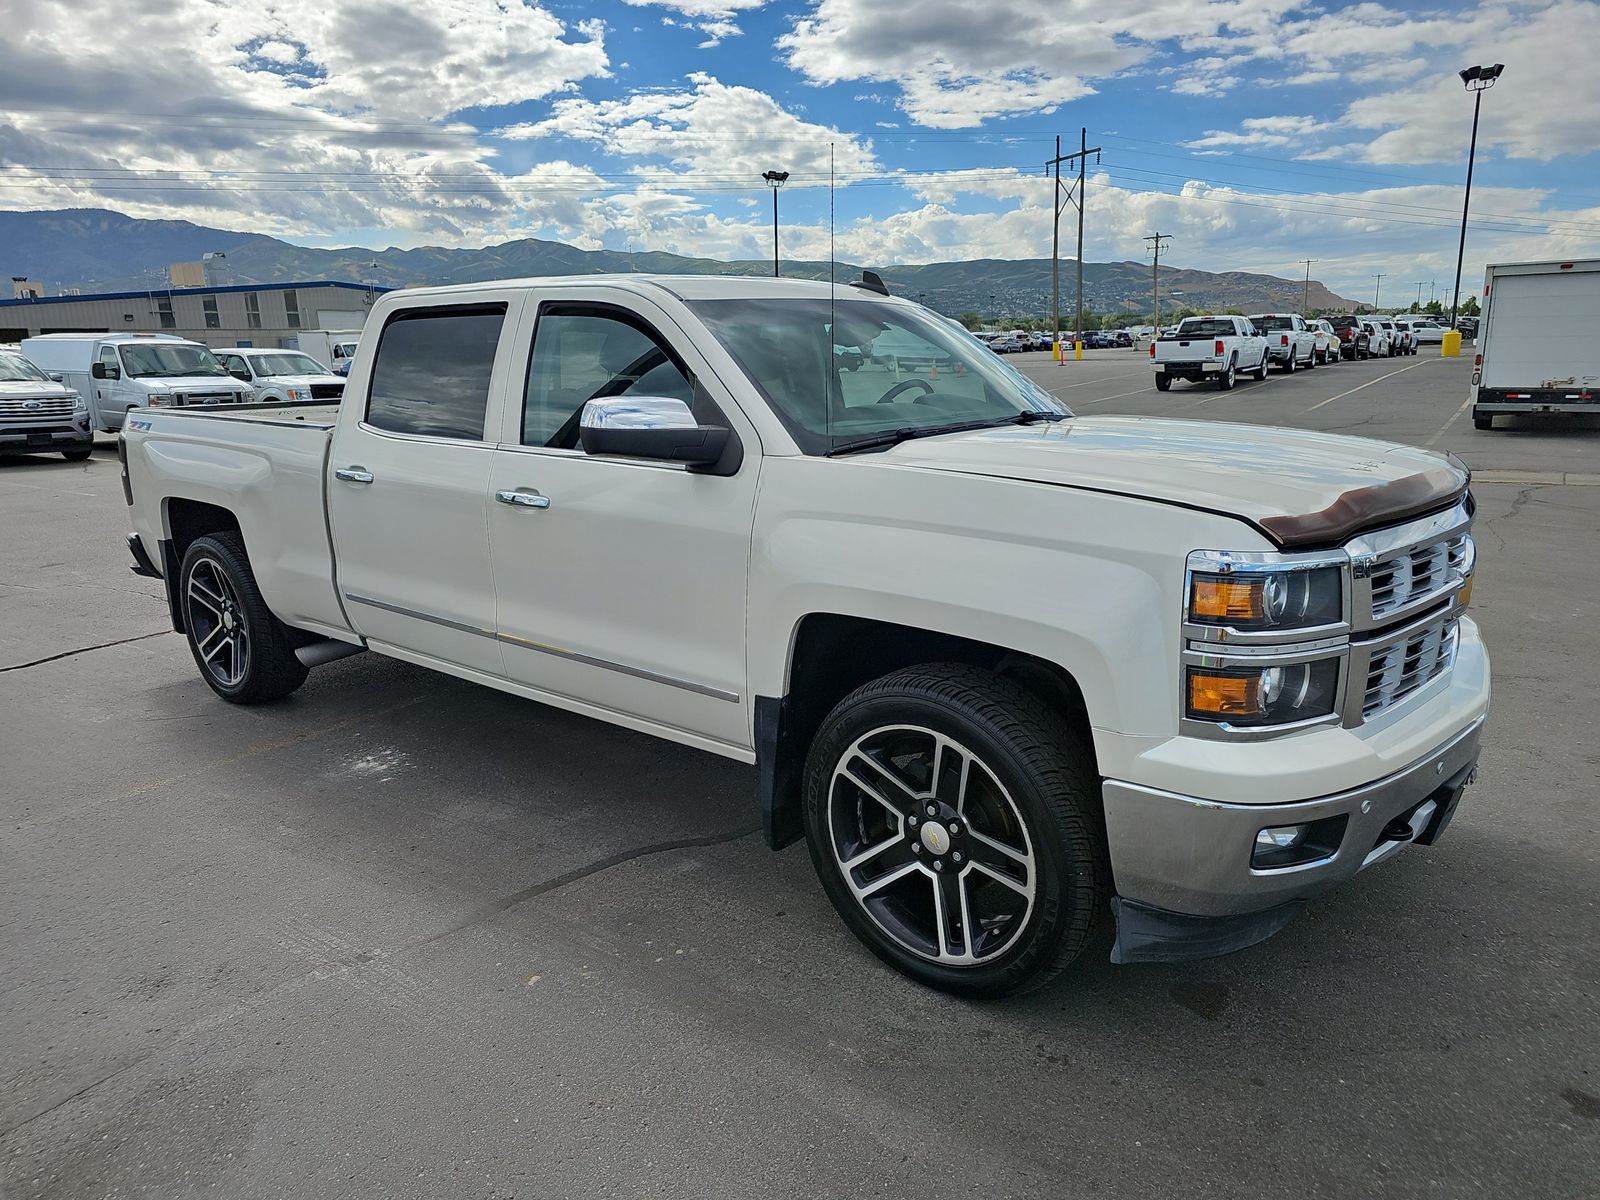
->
[[920, 822, 949, 855]]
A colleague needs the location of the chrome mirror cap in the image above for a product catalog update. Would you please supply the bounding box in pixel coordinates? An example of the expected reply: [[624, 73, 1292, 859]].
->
[[579, 396, 698, 432]]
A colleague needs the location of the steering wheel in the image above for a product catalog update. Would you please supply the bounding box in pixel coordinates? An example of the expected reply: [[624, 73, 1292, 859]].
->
[[876, 378, 936, 404]]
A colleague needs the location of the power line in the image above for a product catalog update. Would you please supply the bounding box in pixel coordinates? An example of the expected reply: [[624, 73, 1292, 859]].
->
[[1045, 129, 1099, 356]]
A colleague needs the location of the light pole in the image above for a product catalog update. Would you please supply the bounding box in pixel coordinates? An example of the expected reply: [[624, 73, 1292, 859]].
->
[[1450, 63, 1504, 328], [761, 170, 789, 278]]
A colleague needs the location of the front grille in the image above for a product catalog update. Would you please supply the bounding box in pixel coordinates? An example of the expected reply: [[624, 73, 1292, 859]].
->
[[0, 397, 75, 419], [1369, 532, 1471, 620], [175, 391, 243, 406], [1363, 617, 1458, 718], [310, 383, 344, 400]]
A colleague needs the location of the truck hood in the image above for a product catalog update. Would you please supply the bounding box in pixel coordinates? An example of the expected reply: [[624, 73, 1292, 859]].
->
[[259, 373, 343, 387], [0, 381, 76, 401], [134, 375, 249, 390], [878, 416, 1469, 549]]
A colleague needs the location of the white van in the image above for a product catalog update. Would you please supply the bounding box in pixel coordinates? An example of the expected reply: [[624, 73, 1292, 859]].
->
[[19, 334, 254, 432], [287, 329, 363, 374]]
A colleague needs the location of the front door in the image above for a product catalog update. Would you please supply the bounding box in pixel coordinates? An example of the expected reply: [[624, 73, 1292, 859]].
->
[[486, 295, 759, 752], [328, 299, 517, 679], [95, 343, 126, 430]]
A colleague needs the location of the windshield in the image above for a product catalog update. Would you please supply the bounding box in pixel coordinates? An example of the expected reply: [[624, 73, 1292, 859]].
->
[[249, 352, 328, 377], [0, 352, 50, 383], [119, 343, 228, 378], [688, 298, 1069, 455]]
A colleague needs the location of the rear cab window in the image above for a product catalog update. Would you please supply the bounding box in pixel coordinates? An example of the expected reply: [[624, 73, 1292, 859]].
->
[[365, 306, 506, 440], [1175, 319, 1240, 338]]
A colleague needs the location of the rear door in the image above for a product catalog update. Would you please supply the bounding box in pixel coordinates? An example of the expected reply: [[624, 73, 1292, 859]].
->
[[328, 294, 523, 678], [484, 290, 760, 752]]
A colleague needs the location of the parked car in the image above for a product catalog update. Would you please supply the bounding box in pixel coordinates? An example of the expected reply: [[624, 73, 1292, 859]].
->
[[1151, 314, 1269, 390], [287, 329, 362, 374], [1248, 314, 1319, 373], [0, 347, 94, 461], [1383, 318, 1417, 356], [1111, 331, 1134, 348], [1397, 318, 1445, 347], [20, 333, 253, 432], [1325, 315, 1369, 360], [1359, 319, 1392, 358], [988, 335, 1022, 354], [1456, 316, 1479, 340], [1310, 319, 1340, 365], [216, 348, 346, 404], [122, 273, 1488, 997]]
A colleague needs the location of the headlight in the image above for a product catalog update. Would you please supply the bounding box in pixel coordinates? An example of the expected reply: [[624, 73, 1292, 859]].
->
[[71, 393, 86, 411], [1188, 561, 1343, 632], [285, 388, 301, 401], [147, 393, 167, 407], [1186, 658, 1341, 727]]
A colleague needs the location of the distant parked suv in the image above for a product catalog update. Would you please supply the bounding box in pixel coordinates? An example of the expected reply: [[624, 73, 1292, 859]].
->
[[1383, 318, 1418, 356], [1249, 314, 1319, 372], [0, 348, 94, 461]]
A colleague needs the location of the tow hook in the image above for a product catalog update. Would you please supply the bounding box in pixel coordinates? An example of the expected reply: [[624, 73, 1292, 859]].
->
[[1379, 816, 1416, 844]]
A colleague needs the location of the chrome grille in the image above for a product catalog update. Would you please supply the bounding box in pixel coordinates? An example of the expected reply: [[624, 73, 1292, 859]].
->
[[1363, 617, 1458, 718], [175, 391, 242, 406], [0, 397, 75, 419], [1368, 532, 1471, 620]]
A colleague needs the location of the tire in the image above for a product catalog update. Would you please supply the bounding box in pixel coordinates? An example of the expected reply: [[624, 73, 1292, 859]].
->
[[62, 447, 92, 461], [1154, 375, 1172, 392], [1304, 346, 1316, 369], [179, 532, 308, 704], [802, 664, 1108, 998], [1473, 415, 1494, 431], [1283, 350, 1296, 374], [1217, 358, 1236, 390], [1253, 353, 1269, 381]]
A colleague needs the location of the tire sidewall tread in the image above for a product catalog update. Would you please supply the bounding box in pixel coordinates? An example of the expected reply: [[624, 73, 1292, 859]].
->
[[180, 532, 308, 704]]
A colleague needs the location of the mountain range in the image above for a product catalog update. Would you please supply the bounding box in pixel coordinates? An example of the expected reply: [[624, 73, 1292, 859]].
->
[[0, 208, 1364, 318]]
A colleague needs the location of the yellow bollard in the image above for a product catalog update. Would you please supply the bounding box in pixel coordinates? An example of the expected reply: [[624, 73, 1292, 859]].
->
[[1054, 340, 1062, 363], [1441, 329, 1462, 358], [1074, 340, 1083, 361]]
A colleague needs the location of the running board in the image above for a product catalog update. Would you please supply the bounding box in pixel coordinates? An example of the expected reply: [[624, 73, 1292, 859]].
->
[[296, 639, 367, 668]]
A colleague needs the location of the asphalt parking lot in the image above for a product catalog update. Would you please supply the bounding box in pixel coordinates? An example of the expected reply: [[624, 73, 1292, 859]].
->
[[2, 353, 1598, 1198]]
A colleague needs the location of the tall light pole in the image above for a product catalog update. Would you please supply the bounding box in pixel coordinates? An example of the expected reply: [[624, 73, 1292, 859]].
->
[[1450, 63, 1504, 328], [761, 170, 789, 278]]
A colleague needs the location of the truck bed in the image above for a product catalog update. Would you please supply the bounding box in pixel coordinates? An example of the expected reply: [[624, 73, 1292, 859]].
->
[[123, 401, 355, 643]]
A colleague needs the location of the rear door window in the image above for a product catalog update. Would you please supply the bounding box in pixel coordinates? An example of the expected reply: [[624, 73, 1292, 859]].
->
[[365, 306, 506, 440]]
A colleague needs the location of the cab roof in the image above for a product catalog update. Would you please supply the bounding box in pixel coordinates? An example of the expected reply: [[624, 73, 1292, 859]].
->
[[386, 273, 907, 305]]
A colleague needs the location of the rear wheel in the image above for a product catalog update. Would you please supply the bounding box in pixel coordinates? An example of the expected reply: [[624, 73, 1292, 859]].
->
[[803, 664, 1107, 998], [1217, 358, 1236, 390], [1474, 415, 1495, 430], [62, 447, 92, 461], [1154, 375, 1172, 392], [1283, 350, 1296, 374], [180, 532, 308, 704]]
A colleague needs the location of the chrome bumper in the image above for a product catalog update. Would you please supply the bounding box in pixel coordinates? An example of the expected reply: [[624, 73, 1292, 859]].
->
[[1102, 717, 1483, 959]]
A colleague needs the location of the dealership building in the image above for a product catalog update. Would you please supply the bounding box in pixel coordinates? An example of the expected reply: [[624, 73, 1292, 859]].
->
[[0, 281, 391, 349]]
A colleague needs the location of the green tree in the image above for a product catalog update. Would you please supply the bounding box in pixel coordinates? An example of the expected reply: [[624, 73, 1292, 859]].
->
[[959, 312, 982, 330], [1460, 295, 1480, 316]]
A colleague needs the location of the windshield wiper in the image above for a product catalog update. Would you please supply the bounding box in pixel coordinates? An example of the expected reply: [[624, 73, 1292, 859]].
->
[[826, 410, 1066, 457]]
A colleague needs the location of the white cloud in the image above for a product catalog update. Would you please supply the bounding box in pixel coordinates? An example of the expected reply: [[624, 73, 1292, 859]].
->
[[624, 0, 766, 45], [499, 73, 878, 187]]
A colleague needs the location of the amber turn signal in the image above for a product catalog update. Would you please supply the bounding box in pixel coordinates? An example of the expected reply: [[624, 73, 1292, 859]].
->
[[1188, 671, 1263, 717], [1190, 577, 1263, 622]]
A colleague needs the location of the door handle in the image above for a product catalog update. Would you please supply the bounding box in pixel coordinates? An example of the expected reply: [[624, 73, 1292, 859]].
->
[[495, 488, 550, 509], [335, 466, 374, 484]]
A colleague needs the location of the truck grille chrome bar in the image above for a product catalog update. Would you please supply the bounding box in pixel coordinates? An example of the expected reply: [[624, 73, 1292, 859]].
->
[[0, 397, 75, 418], [1361, 617, 1459, 718]]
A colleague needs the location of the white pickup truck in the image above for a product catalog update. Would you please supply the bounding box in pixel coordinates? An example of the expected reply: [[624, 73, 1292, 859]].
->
[[1150, 315, 1269, 390], [1249, 314, 1321, 372], [121, 275, 1490, 997]]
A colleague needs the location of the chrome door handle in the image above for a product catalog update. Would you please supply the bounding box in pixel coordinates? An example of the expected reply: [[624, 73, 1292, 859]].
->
[[335, 466, 374, 484], [495, 488, 550, 509]]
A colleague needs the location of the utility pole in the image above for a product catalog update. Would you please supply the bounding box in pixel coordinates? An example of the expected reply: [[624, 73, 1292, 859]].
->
[[1145, 233, 1172, 330], [1373, 273, 1385, 311], [1300, 259, 1319, 313], [1414, 281, 1426, 310], [1045, 128, 1100, 361]]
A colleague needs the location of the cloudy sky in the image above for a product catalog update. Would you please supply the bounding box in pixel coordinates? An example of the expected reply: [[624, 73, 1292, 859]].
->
[[3, 0, 1598, 302]]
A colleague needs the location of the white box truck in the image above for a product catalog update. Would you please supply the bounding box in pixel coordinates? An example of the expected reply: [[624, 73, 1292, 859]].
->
[[288, 329, 363, 374], [1470, 258, 1600, 430]]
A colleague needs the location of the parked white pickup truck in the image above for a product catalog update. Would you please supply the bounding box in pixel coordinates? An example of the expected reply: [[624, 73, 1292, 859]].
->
[[1150, 315, 1269, 390], [1249, 314, 1320, 373], [121, 275, 1489, 996]]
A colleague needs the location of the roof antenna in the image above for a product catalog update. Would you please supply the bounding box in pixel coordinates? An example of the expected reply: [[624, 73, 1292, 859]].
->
[[849, 270, 889, 297]]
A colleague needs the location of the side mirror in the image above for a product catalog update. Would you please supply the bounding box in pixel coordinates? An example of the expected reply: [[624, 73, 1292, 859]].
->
[[47, 371, 64, 382], [92, 362, 120, 380], [579, 397, 730, 467], [229, 367, 250, 381]]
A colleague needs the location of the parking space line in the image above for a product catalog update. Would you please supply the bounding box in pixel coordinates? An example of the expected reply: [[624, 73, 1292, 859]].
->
[[1425, 393, 1475, 446], [1041, 369, 1150, 395], [1078, 383, 1158, 406], [1302, 358, 1437, 413]]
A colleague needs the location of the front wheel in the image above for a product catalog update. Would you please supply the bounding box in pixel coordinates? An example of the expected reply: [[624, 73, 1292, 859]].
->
[[1283, 350, 1297, 374], [180, 532, 308, 704], [803, 665, 1107, 998]]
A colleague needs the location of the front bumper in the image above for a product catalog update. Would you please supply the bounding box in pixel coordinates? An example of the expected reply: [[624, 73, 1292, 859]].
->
[[0, 421, 94, 453], [1103, 716, 1484, 963]]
